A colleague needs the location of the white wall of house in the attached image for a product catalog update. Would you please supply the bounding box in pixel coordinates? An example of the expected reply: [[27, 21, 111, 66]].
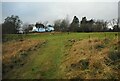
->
[[32, 25, 54, 32]]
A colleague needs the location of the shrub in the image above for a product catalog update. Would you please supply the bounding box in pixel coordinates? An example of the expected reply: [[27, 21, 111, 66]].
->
[[94, 44, 105, 51], [108, 51, 120, 62], [79, 59, 89, 70], [70, 59, 89, 70]]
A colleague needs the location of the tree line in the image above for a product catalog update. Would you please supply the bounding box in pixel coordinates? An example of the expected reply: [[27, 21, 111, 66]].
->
[[54, 16, 120, 32], [1, 15, 33, 34], [1, 15, 120, 34]]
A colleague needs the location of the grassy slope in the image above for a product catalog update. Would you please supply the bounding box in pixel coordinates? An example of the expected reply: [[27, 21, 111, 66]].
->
[[3, 32, 119, 79]]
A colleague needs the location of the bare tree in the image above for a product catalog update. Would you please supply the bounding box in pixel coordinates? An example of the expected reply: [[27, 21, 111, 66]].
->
[[54, 19, 62, 32], [43, 21, 48, 27]]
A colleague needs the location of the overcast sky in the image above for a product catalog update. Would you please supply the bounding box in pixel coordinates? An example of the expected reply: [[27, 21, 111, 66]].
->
[[1, 1, 119, 24]]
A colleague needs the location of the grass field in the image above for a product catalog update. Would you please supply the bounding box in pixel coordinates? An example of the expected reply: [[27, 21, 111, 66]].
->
[[2, 32, 120, 79]]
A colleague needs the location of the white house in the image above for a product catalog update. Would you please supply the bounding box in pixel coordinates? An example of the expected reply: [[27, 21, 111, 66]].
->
[[46, 25, 54, 32], [32, 25, 54, 32]]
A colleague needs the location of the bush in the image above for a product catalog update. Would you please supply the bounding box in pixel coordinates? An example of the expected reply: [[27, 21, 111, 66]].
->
[[70, 59, 89, 70], [108, 51, 120, 62], [79, 59, 89, 70], [94, 44, 105, 51]]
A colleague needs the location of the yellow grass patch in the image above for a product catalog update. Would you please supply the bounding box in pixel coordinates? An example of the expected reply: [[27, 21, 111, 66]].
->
[[61, 38, 119, 79], [3, 39, 45, 64]]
